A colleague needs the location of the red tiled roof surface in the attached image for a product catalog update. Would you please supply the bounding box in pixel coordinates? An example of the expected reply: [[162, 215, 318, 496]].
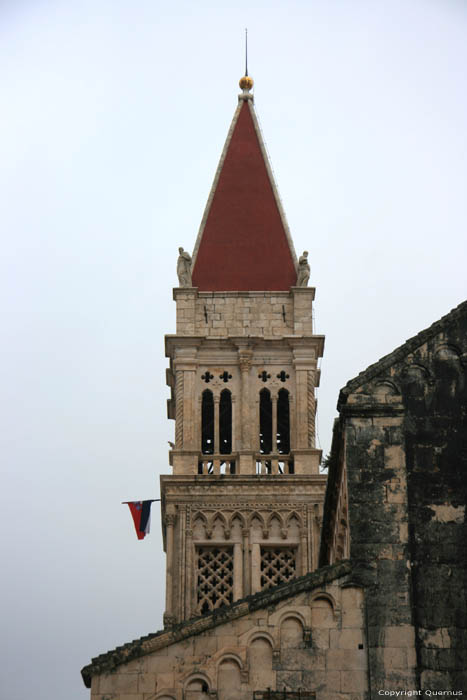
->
[[192, 100, 297, 291]]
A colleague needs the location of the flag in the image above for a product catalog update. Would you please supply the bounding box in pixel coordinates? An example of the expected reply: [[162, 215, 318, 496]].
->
[[124, 500, 155, 540]]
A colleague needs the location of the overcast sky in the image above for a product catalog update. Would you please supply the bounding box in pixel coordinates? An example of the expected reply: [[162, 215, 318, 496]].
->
[[1, 1, 466, 698]]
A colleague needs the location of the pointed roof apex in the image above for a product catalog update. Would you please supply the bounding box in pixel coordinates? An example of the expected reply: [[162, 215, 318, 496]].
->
[[191, 82, 298, 292]]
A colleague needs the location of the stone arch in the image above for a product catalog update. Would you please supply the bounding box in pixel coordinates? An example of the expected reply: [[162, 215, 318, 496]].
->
[[372, 379, 400, 397], [248, 635, 274, 690], [280, 613, 304, 649], [192, 512, 208, 540], [216, 651, 244, 671], [248, 511, 265, 528], [156, 693, 176, 700], [229, 511, 246, 529], [403, 362, 430, 380], [285, 510, 302, 528], [184, 671, 212, 692], [245, 629, 276, 649], [278, 609, 307, 628], [266, 511, 284, 528], [433, 343, 464, 404], [217, 657, 242, 700], [310, 593, 336, 628], [434, 343, 462, 362], [401, 363, 431, 398], [310, 591, 336, 610], [285, 511, 301, 538], [211, 511, 228, 539]]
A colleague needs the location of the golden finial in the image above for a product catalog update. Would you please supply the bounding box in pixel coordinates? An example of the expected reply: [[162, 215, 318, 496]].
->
[[239, 29, 253, 92], [239, 75, 254, 90]]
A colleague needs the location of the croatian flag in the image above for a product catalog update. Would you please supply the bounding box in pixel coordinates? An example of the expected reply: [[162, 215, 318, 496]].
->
[[124, 500, 155, 540]]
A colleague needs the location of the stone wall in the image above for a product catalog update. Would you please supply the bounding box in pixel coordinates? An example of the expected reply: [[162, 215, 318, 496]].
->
[[84, 565, 368, 700], [321, 301, 467, 693], [173, 288, 314, 338]]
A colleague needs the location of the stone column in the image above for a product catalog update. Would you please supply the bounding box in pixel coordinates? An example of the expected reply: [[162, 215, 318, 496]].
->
[[164, 511, 176, 626], [213, 394, 220, 454], [183, 367, 197, 449], [239, 350, 253, 448], [251, 542, 261, 594], [238, 347, 254, 473], [178, 506, 186, 619], [185, 528, 193, 619], [295, 368, 308, 448], [300, 527, 308, 575], [231, 396, 237, 454], [242, 528, 250, 596], [271, 394, 278, 453], [307, 371, 316, 448], [233, 542, 243, 601], [175, 370, 184, 448]]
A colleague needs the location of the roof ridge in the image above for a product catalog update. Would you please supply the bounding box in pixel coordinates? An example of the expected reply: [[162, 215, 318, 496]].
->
[[339, 298, 467, 404]]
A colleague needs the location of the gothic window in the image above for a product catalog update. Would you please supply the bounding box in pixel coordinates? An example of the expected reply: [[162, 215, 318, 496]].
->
[[219, 389, 232, 454], [219, 371, 232, 382], [258, 371, 271, 382], [277, 370, 289, 382], [201, 390, 214, 454], [277, 388, 290, 454], [260, 547, 296, 590], [259, 388, 272, 454], [201, 372, 214, 383], [197, 546, 233, 614]]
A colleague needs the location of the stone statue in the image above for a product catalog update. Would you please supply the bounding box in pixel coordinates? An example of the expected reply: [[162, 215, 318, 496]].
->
[[296, 250, 310, 287], [177, 247, 192, 287]]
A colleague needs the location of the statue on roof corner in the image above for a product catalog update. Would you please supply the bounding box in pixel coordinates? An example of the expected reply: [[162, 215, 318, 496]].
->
[[296, 251, 310, 287], [177, 247, 192, 287]]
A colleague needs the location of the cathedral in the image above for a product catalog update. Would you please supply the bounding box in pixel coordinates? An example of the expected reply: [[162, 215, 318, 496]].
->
[[81, 75, 467, 699]]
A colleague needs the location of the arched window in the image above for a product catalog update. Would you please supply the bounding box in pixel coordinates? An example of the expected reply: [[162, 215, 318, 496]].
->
[[277, 388, 290, 454], [219, 389, 232, 454], [201, 390, 214, 454], [259, 388, 272, 454]]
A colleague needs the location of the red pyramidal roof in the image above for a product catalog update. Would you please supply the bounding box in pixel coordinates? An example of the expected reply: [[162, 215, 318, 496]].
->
[[191, 94, 297, 291]]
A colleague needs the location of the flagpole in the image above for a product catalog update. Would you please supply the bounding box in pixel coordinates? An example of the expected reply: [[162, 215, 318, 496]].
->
[[121, 499, 161, 504]]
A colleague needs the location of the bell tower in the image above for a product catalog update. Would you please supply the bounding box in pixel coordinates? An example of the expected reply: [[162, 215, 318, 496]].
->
[[162, 76, 326, 626]]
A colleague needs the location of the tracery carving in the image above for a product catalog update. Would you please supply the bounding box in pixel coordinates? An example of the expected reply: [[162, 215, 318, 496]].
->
[[260, 547, 297, 589], [196, 546, 234, 614]]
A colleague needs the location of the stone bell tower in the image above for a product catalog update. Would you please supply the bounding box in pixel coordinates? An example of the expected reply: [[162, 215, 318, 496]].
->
[[162, 75, 327, 626]]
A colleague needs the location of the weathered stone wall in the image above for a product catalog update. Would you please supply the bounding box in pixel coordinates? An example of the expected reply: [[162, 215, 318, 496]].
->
[[321, 301, 467, 693], [173, 288, 314, 338], [85, 566, 368, 700]]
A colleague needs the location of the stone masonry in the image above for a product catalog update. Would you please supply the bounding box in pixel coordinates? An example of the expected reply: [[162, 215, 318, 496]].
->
[[320, 300, 467, 694]]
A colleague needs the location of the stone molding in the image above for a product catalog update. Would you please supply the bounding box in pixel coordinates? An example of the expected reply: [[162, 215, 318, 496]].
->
[[81, 560, 353, 687]]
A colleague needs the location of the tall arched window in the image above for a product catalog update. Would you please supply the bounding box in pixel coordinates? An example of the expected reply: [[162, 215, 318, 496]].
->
[[201, 390, 214, 454], [219, 389, 232, 454], [277, 388, 290, 454], [259, 388, 272, 454]]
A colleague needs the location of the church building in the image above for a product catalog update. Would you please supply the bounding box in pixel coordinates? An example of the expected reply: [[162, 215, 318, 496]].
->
[[81, 75, 466, 699]]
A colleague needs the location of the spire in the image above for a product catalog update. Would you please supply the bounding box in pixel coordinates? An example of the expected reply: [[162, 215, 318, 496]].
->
[[191, 76, 298, 292]]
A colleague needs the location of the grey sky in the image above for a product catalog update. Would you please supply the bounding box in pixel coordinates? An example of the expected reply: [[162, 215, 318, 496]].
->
[[1, 1, 466, 698]]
